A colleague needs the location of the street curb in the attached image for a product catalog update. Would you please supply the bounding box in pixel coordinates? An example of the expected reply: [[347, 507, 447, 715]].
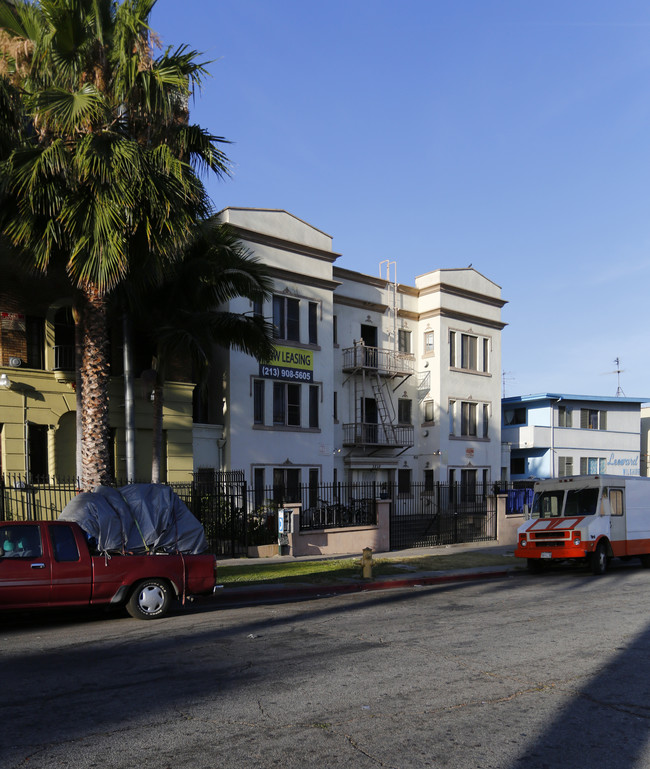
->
[[212, 567, 517, 606]]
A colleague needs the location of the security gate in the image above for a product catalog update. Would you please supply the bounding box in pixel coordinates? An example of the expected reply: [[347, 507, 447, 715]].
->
[[389, 482, 496, 550]]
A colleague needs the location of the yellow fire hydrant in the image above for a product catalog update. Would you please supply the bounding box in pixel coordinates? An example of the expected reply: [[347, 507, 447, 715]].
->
[[361, 547, 373, 579]]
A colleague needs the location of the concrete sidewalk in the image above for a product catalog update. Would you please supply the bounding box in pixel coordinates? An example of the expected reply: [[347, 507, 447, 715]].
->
[[211, 541, 523, 606]]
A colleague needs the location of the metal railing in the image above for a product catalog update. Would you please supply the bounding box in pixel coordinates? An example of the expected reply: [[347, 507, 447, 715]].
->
[[342, 422, 414, 448], [341, 345, 415, 376]]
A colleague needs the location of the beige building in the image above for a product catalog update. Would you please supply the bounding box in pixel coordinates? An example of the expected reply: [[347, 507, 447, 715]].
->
[[0, 288, 195, 483], [196, 208, 506, 499]]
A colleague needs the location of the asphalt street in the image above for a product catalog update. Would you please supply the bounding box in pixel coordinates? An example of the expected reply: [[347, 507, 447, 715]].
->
[[3, 562, 650, 768]]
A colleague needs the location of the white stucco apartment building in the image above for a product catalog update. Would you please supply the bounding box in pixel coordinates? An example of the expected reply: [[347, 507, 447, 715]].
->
[[502, 393, 648, 480], [194, 208, 506, 496]]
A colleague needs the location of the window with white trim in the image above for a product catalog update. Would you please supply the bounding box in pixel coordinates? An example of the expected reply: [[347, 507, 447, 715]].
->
[[273, 295, 300, 342]]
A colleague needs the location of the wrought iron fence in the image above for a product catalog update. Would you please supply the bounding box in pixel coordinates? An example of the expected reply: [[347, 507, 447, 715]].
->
[[388, 481, 496, 550], [299, 481, 377, 530], [1, 475, 502, 554]]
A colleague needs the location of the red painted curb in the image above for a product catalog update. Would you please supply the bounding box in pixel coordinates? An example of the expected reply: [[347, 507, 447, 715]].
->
[[213, 568, 514, 605]]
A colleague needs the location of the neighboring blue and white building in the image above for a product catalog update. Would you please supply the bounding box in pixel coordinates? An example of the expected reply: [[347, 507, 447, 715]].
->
[[502, 393, 649, 480]]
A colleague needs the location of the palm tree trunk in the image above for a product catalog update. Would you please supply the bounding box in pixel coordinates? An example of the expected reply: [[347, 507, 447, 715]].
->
[[151, 382, 164, 484], [80, 285, 112, 491]]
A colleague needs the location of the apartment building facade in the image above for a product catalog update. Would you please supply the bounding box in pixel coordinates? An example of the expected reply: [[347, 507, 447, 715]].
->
[[196, 208, 506, 497], [502, 393, 648, 479]]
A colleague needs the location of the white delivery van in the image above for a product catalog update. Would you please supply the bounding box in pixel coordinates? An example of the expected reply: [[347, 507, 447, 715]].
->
[[515, 475, 650, 575]]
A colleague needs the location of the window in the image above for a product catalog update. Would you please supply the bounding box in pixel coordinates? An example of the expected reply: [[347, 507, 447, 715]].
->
[[273, 468, 301, 503], [424, 469, 434, 491], [253, 298, 263, 318], [26, 316, 45, 369], [558, 406, 572, 428], [333, 315, 338, 345], [461, 334, 478, 370], [424, 330, 434, 354], [273, 296, 300, 342], [28, 423, 48, 479], [558, 456, 574, 477], [449, 330, 490, 372], [398, 468, 412, 495], [610, 489, 624, 516], [333, 391, 338, 421], [449, 400, 456, 434], [53, 307, 75, 371], [580, 457, 607, 474], [308, 302, 318, 345], [511, 457, 526, 475], [273, 383, 301, 426], [254, 467, 265, 508], [581, 409, 607, 431], [309, 385, 319, 428], [1, 524, 42, 558], [398, 398, 412, 424], [460, 469, 477, 501], [461, 402, 477, 436], [398, 329, 411, 354], [503, 407, 526, 425], [253, 380, 265, 424], [423, 400, 435, 423], [482, 403, 489, 438], [49, 525, 80, 562]]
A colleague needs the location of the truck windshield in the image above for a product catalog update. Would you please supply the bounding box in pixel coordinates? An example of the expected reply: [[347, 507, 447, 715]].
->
[[531, 490, 564, 518], [565, 488, 599, 517]]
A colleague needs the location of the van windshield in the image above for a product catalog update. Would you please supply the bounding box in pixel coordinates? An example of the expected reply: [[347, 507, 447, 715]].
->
[[531, 487, 600, 519], [531, 490, 564, 518], [565, 488, 599, 517]]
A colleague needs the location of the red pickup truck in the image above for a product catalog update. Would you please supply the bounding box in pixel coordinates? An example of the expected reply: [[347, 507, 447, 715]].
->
[[0, 520, 217, 619]]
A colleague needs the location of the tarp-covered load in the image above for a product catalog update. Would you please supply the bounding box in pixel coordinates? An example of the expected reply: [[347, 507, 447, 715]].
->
[[60, 484, 208, 555]]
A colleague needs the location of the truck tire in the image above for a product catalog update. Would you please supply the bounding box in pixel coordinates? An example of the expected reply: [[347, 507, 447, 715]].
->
[[640, 554, 650, 568], [591, 542, 608, 576], [527, 559, 544, 574], [127, 579, 171, 620]]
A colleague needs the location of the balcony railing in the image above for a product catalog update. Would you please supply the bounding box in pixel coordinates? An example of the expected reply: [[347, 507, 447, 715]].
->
[[342, 422, 414, 448], [342, 345, 414, 377]]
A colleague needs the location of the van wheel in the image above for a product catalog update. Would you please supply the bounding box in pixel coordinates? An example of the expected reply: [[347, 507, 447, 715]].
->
[[527, 559, 544, 574], [127, 579, 171, 619], [591, 542, 608, 576]]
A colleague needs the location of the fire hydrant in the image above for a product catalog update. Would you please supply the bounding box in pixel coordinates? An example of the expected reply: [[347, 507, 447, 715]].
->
[[361, 547, 373, 579]]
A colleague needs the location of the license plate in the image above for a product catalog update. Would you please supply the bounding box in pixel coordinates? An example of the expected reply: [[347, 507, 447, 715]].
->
[[540, 552, 553, 559]]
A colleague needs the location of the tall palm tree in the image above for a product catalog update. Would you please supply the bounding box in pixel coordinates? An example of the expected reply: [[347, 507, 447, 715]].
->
[[0, 0, 230, 490], [126, 220, 276, 483]]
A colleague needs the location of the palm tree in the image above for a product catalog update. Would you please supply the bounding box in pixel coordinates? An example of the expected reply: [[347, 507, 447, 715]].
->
[[0, 0, 230, 490], [126, 221, 276, 483]]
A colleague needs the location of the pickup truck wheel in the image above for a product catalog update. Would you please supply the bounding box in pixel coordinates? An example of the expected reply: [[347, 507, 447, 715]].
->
[[591, 542, 608, 576], [127, 579, 171, 620]]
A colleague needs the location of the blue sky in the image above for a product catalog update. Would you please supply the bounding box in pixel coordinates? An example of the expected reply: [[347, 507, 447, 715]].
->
[[151, 0, 650, 400]]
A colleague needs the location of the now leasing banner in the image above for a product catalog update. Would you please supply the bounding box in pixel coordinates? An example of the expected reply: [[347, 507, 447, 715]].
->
[[259, 345, 314, 382]]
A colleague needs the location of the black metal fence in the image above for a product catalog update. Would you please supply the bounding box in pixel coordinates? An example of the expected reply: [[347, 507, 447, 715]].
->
[[389, 481, 496, 550], [0, 476, 500, 555]]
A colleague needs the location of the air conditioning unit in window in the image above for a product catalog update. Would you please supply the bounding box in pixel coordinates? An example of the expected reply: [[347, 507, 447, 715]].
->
[[8, 357, 22, 367]]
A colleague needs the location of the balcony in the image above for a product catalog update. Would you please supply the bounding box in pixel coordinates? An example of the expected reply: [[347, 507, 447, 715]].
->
[[342, 422, 414, 449], [342, 345, 414, 377]]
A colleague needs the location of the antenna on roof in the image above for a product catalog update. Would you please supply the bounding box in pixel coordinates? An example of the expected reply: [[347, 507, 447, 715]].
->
[[601, 357, 626, 396], [613, 357, 626, 397], [502, 371, 515, 398]]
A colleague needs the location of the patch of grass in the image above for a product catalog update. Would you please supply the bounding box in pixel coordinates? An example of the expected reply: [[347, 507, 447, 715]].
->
[[216, 551, 519, 587]]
